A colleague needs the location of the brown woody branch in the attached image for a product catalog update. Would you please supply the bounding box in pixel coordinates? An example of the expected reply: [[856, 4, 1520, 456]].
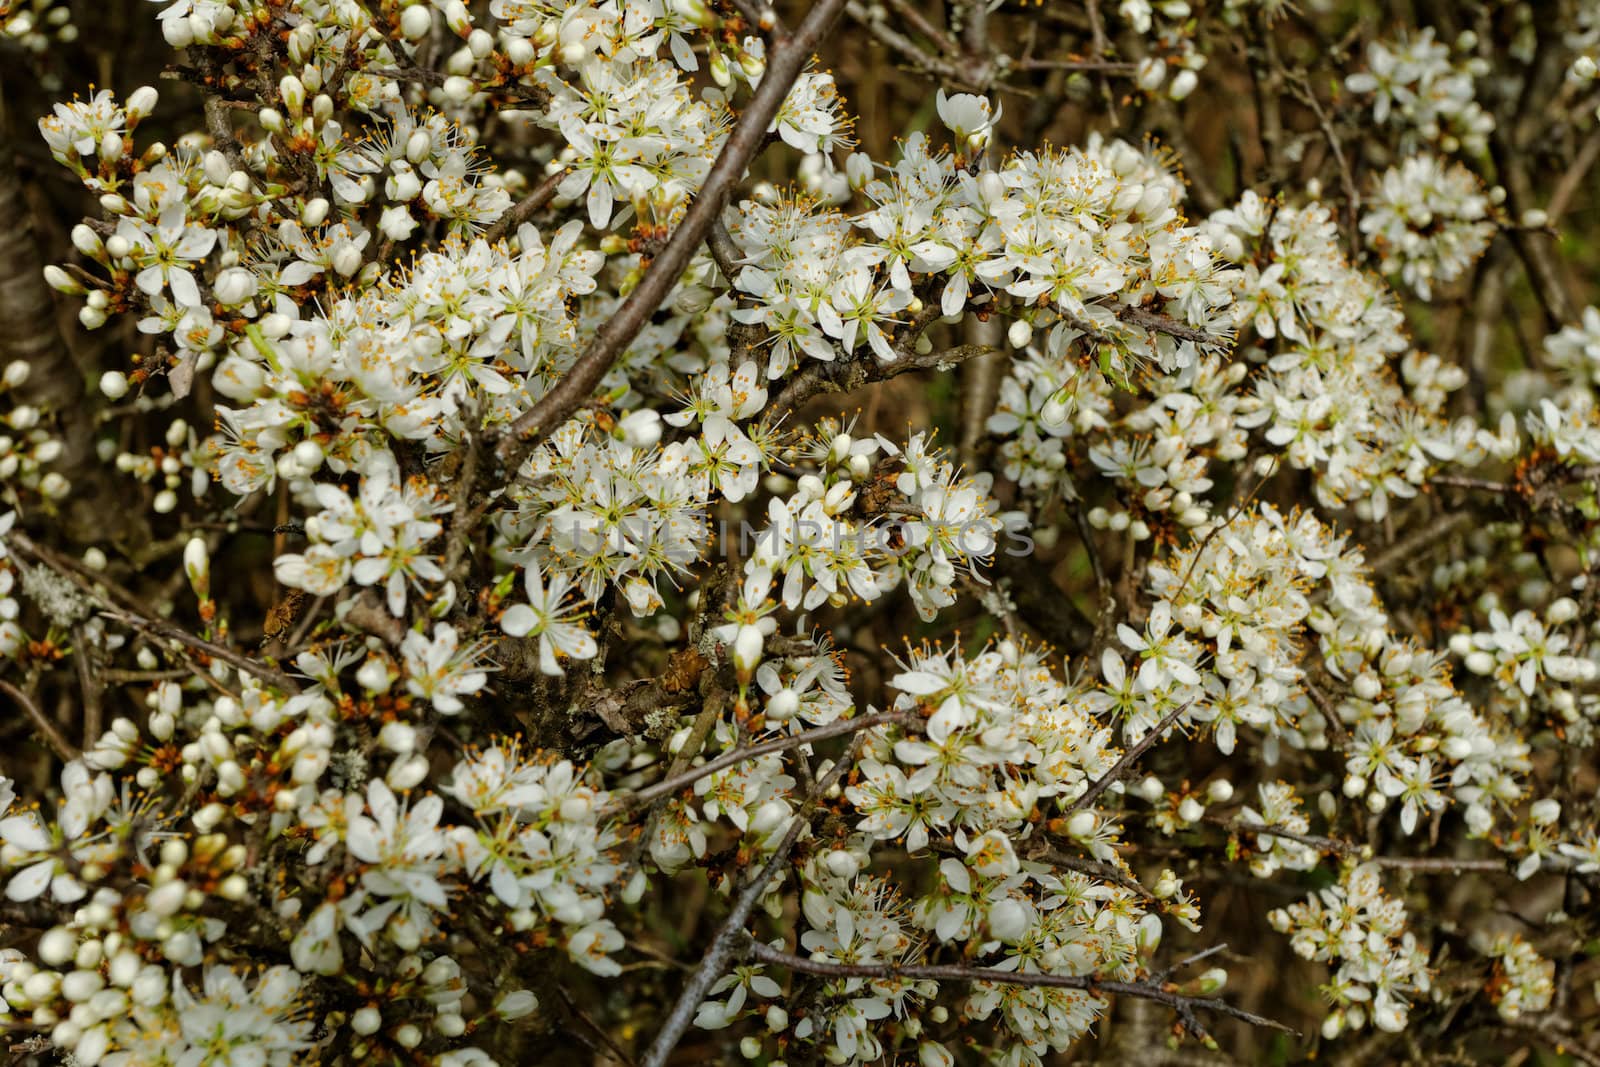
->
[[605, 709, 916, 815], [9, 532, 301, 694], [0, 677, 80, 763], [742, 939, 1296, 1036], [761, 341, 997, 429], [493, 0, 849, 474], [638, 711, 871, 1067], [1067, 701, 1191, 814], [482, 166, 569, 244]]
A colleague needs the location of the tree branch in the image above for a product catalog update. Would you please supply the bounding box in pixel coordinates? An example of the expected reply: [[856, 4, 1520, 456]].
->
[[494, 0, 849, 473], [9, 531, 302, 693], [0, 677, 80, 763], [606, 710, 915, 815], [638, 719, 870, 1067], [0, 134, 77, 411], [482, 166, 569, 244], [760, 339, 993, 429], [742, 940, 1297, 1036], [1067, 701, 1191, 814]]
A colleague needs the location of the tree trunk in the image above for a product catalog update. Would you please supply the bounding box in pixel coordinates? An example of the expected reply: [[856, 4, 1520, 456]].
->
[[0, 134, 79, 411]]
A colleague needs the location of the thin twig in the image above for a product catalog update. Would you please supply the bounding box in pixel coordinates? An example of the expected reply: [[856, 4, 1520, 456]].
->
[[1431, 474, 1513, 493], [1549, 127, 1600, 224], [1013, 58, 1138, 72], [9, 532, 302, 692], [0, 677, 80, 763], [760, 338, 992, 429], [1150, 942, 1231, 984], [1364, 511, 1473, 574], [1225, 818, 1562, 874], [99, 612, 302, 693], [494, 0, 849, 473], [743, 940, 1297, 1035], [638, 719, 871, 1067], [482, 166, 568, 244], [882, 0, 959, 56], [845, 0, 967, 84], [202, 94, 245, 172], [1029, 847, 1158, 902], [606, 710, 914, 815], [706, 219, 745, 281], [1116, 305, 1228, 347], [1292, 75, 1360, 256], [1068, 701, 1191, 814], [72, 623, 103, 749]]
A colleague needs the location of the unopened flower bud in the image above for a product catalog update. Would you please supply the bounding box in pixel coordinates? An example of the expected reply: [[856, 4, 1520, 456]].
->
[[279, 75, 306, 116], [1136, 56, 1167, 92], [986, 898, 1030, 943], [1136, 912, 1163, 957], [43, 265, 84, 294], [750, 798, 788, 835], [708, 46, 732, 87], [405, 130, 432, 165], [183, 537, 209, 597], [143, 880, 187, 918], [401, 4, 432, 38], [505, 37, 535, 65], [212, 266, 258, 305], [1548, 597, 1578, 625], [38, 927, 76, 967], [766, 688, 800, 722], [442, 0, 470, 33], [616, 408, 661, 448], [823, 849, 858, 879], [822, 482, 855, 516], [286, 439, 321, 472], [1184, 967, 1227, 996], [386, 754, 429, 791], [71, 224, 104, 259], [127, 86, 159, 122], [378, 720, 417, 754], [732, 625, 763, 679], [332, 244, 363, 277]]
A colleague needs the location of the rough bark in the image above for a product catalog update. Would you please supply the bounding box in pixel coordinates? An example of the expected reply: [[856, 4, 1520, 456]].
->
[[0, 134, 77, 410]]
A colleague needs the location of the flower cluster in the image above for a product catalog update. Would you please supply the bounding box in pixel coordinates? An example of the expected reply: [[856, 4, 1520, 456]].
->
[[1345, 29, 1495, 155], [4, 1, 1600, 1065], [1360, 154, 1497, 299], [1483, 934, 1554, 1022], [1270, 863, 1433, 1037]]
